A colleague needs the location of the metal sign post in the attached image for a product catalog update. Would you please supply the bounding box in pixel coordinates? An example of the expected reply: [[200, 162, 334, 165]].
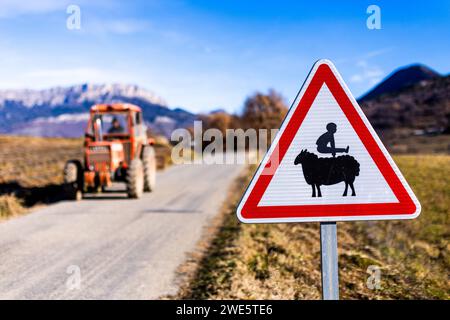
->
[[320, 222, 339, 300]]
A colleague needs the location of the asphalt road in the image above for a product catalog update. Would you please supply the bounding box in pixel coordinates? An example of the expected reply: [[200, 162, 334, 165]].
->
[[0, 161, 243, 299]]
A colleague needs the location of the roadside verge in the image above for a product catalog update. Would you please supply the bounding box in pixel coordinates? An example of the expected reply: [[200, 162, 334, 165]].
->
[[174, 155, 449, 299]]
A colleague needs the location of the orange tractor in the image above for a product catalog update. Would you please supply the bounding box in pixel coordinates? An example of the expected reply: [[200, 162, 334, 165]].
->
[[64, 103, 156, 200]]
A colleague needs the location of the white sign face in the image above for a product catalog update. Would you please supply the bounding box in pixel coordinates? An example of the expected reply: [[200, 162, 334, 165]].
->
[[237, 59, 421, 223]]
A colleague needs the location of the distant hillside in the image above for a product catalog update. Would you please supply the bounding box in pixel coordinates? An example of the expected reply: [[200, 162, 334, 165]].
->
[[359, 72, 450, 152], [359, 64, 442, 101], [0, 84, 196, 138]]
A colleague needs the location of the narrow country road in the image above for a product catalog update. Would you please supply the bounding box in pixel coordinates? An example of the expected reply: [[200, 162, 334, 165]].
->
[[0, 161, 243, 299]]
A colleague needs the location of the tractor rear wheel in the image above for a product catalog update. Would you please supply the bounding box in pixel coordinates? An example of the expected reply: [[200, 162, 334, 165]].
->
[[63, 160, 83, 201], [126, 158, 144, 199], [143, 146, 156, 192]]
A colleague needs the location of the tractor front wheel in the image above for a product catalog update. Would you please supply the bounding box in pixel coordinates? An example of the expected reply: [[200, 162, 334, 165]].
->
[[143, 146, 156, 192], [126, 159, 144, 199], [63, 160, 83, 201]]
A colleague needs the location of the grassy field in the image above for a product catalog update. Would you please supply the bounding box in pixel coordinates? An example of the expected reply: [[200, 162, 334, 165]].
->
[[182, 155, 449, 299], [0, 136, 83, 188], [383, 133, 450, 154], [0, 135, 171, 219], [0, 136, 82, 219]]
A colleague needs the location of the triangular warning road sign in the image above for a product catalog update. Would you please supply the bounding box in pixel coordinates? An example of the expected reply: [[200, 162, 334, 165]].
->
[[237, 59, 421, 223]]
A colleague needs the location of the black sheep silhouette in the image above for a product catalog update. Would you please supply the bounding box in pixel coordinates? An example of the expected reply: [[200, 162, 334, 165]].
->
[[294, 149, 360, 197]]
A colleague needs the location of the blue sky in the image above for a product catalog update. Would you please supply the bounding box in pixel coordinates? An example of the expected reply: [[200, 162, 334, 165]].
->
[[0, 0, 449, 113]]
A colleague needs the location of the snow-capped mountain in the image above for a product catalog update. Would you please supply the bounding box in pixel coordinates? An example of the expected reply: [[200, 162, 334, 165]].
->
[[0, 83, 196, 138], [0, 84, 167, 109]]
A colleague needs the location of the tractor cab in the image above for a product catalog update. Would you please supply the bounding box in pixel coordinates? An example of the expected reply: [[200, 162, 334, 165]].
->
[[64, 103, 156, 200], [86, 104, 147, 140], [89, 112, 129, 140], [85, 103, 147, 153]]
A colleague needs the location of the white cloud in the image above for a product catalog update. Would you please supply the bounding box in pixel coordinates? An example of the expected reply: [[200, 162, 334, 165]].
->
[[350, 50, 388, 85], [365, 47, 393, 58], [0, 0, 123, 20], [85, 18, 151, 35], [2, 66, 145, 92], [11, 67, 120, 89], [25, 67, 106, 79], [0, 0, 70, 18], [350, 62, 383, 85]]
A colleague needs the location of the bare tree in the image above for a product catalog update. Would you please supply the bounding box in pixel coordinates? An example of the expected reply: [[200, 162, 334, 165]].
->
[[241, 89, 288, 131]]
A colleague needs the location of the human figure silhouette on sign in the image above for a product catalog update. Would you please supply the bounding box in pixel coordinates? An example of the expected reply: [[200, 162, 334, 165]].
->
[[316, 122, 349, 157]]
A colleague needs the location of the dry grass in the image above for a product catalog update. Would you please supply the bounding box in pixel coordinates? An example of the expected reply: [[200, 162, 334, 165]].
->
[[182, 155, 450, 300], [0, 195, 25, 219], [0, 135, 83, 187], [384, 134, 450, 154], [0, 135, 171, 219], [0, 136, 83, 219]]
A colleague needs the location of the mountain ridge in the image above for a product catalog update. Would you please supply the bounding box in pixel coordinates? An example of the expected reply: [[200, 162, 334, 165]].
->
[[0, 64, 448, 140], [0, 83, 196, 137], [359, 64, 442, 101], [360, 73, 450, 135], [0, 83, 167, 109]]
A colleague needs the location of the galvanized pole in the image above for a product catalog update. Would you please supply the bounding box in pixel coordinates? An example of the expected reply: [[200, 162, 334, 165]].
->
[[320, 222, 339, 300]]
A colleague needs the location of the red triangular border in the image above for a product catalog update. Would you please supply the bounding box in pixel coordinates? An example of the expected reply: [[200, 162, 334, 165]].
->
[[240, 62, 417, 220]]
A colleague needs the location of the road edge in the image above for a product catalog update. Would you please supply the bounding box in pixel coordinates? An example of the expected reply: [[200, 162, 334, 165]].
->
[[162, 165, 252, 299]]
